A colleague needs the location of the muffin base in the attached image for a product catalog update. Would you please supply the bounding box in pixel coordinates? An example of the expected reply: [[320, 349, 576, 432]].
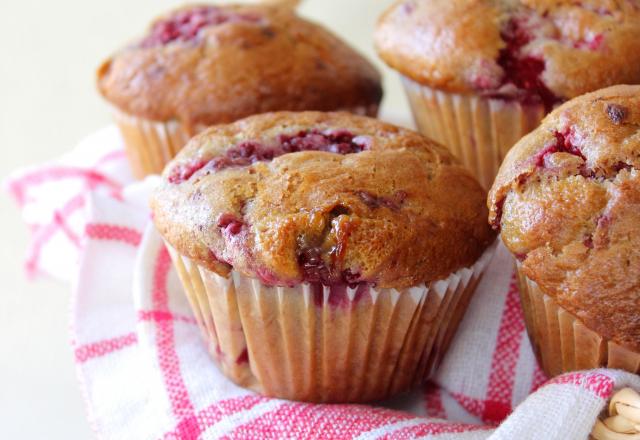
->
[[166, 243, 494, 403], [114, 104, 379, 180], [516, 266, 640, 377], [402, 77, 546, 189]]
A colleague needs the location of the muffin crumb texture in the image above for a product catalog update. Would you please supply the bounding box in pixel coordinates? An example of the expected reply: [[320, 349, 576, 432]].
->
[[152, 112, 494, 290], [375, 0, 640, 105], [488, 85, 640, 351]]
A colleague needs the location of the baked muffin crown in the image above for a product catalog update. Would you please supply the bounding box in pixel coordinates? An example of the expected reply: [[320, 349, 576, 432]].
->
[[375, 0, 640, 110], [151, 111, 495, 289], [97, 4, 382, 125], [488, 84, 640, 351]]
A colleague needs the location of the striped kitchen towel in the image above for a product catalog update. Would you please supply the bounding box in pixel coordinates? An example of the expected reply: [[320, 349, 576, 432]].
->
[[7, 125, 639, 440]]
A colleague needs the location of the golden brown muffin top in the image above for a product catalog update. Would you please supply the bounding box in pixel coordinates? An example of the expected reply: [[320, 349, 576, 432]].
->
[[488, 85, 640, 351], [375, 0, 640, 111], [97, 4, 382, 125], [152, 111, 495, 289]]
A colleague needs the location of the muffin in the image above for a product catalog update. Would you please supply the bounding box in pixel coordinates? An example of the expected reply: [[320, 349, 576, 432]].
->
[[375, 0, 640, 189], [151, 111, 495, 402], [97, 3, 382, 179], [488, 85, 640, 377]]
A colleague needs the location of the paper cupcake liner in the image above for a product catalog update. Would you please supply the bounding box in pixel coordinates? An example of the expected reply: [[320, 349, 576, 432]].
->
[[113, 104, 379, 180], [165, 243, 495, 403], [112, 109, 201, 180], [516, 266, 640, 377], [401, 76, 546, 189]]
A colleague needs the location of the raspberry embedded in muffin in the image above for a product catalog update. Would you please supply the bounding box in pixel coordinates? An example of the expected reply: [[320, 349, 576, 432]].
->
[[482, 11, 608, 111], [153, 111, 494, 290], [217, 213, 244, 236], [533, 129, 585, 168], [279, 129, 370, 155], [490, 17, 561, 112], [140, 5, 262, 48], [574, 33, 604, 51], [167, 129, 370, 184]]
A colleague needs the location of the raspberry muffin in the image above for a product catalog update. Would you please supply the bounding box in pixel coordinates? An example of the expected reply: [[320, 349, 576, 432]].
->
[[488, 85, 640, 377], [151, 111, 495, 402], [376, 0, 640, 189], [97, 3, 382, 179]]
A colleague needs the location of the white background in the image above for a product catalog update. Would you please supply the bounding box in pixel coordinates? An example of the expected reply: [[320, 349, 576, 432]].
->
[[0, 0, 408, 437]]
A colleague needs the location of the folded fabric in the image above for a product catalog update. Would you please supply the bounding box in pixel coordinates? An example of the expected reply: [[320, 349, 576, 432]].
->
[[7, 126, 639, 440]]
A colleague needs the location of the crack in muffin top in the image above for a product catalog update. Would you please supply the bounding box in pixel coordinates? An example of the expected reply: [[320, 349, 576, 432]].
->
[[152, 112, 495, 289], [488, 85, 640, 351], [375, 0, 640, 108], [97, 4, 382, 125]]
